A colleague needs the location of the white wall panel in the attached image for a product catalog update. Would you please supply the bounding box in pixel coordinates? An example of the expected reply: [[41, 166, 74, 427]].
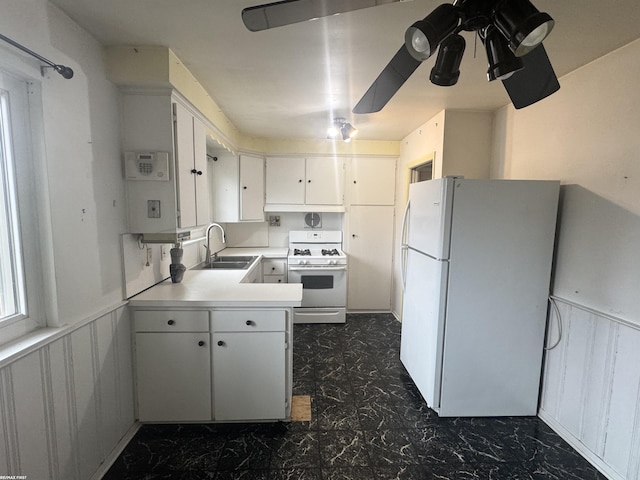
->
[[556, 310, 590, 434], [48, 338, 79, 480], [70, 325, 102, 480], [540, 299, 640, 480], [96, 314, 120, 458], [580, 318, 617, 457], [604, 326, 640, 475], [0, 306, 134, 480], [9, 351, 50, 478], [114, 307, 135, 440]]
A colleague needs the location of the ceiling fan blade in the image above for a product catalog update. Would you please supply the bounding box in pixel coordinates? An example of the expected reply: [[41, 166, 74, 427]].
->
[[353, 44, 422, 114], [501, 44, 560, 109], [242, 0, 401, 32]]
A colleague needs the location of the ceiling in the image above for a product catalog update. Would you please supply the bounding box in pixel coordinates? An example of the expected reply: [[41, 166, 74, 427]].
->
[[50, 0, 640, 142]]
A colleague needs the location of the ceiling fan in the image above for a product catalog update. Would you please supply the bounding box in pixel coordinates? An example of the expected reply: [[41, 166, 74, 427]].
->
[[241, 0, 560, 114]]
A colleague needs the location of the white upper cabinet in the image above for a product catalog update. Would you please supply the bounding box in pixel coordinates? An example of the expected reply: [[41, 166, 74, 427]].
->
[[240, 154, 266, 221], [265, 156, 344, 211], [265, 157, 305, 204], [345, 157, 397, 206], [211, 151, 265, 222], [174, 101, 210, 228], [122, 92, 210, 237]]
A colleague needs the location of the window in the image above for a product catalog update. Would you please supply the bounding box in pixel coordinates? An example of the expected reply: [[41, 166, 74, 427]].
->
[[0, 86, 26, 324], [0, 70, 45, 345]]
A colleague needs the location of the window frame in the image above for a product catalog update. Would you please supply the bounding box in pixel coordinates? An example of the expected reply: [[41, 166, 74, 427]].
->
[[0, 69, 47, 345]]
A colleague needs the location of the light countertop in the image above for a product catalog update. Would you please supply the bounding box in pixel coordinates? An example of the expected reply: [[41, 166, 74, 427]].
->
[[128, 248, 301, 308]]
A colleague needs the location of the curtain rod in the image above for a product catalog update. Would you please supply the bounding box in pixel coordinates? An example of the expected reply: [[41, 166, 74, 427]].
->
[[0, 33, 73, 79]]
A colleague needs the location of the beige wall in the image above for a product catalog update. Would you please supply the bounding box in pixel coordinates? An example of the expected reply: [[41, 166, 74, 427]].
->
[[391, 109, 493, 318], [491, 38, 640, 480], [492, 39, 640, 215]]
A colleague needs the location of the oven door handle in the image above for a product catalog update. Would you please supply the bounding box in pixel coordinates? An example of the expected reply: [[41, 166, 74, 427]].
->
[[288, 266, 348, 271]]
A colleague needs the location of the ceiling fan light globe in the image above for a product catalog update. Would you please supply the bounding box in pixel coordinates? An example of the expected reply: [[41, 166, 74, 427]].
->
[[406, 28, 431, 60], [494, 0, 554, 57], [405, 4, 459, 62], [484, 26, 524, 81], [518, 19, 553, 49]]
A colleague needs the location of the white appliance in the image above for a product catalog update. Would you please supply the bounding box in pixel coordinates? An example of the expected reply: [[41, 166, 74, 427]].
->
[[288, 230, 347, 324], [400, 178, 560, 417]]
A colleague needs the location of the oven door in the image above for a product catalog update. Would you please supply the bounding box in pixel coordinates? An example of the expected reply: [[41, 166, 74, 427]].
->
[[287, 266, 347, 307]]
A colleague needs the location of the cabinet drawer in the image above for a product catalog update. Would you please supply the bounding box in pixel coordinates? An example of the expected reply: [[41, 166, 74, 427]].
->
[[262, 259, 286, 275], [211, 310, 286, 332], [134, 310, 209, 332], [263, 275, 286, 284]]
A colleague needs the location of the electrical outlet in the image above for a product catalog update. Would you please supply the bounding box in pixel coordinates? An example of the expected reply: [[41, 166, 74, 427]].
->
[[161, 245, 168, 260], [146, 247, 153, 266]]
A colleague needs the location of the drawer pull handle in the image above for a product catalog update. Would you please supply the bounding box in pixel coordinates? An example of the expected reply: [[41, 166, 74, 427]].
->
[[217, 341, 225, 346], [198, 341, 205, 347], [167, 320, 175, 325], [246, 320, 254, 326]]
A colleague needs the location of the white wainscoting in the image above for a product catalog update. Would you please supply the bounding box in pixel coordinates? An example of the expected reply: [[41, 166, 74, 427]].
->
[[0, 305, 135, 479], [540, 297, 640, 480]]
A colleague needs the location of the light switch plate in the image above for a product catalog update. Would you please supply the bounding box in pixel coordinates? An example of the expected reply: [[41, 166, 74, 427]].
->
[[147, 200, 161, 218]]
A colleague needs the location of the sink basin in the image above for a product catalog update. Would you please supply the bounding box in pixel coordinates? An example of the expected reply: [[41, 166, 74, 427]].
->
[[214, 256, 257, 263], [193, 255, 258, 270]]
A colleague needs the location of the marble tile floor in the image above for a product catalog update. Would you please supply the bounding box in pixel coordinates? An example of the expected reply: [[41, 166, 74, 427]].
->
[[103, 313, 607, 480]]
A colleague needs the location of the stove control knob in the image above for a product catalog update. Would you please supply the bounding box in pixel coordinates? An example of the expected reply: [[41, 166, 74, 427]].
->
[[329, 260, 337, 265], [299, 259, 307, 265]]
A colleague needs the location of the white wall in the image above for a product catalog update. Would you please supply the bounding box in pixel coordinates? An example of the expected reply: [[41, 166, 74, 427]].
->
[[1, 1, 135, 478], [391, 110, 493, 318], [0, 0, 127, 325], [492, 39, 640, 480]]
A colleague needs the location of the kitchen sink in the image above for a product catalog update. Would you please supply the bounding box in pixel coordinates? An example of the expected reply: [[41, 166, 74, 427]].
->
[[193, 256, 258, 270]]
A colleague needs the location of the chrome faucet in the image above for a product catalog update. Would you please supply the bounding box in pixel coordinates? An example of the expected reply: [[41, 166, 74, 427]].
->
[[204, 223, 226, 265]]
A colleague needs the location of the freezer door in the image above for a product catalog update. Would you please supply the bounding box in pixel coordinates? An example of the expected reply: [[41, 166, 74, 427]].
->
[[400, 248, 448, 409], [407, 178, 454, 259]]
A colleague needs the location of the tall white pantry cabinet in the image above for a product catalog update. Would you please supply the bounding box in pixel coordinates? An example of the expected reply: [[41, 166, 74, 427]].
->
[[344, 157, 397, 311]]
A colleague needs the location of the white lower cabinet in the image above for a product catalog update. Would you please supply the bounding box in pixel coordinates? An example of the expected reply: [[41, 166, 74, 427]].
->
[[262, 258, 287, 284], [212, 309, 288, 421], [133, 307, 291, 423], [134, 310, 211, 422]]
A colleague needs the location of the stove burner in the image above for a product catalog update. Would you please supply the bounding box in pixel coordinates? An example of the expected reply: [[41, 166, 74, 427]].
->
[[322, 249, 340, 256], [294, 248, 311, 256]]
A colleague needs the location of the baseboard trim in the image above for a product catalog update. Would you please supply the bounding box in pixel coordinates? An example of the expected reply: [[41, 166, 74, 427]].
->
[[90, 421, 141, 480], [538, 410, 623, 480]]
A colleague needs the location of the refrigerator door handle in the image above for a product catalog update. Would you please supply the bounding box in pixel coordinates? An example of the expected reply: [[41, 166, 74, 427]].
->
[[400, 200, 411, 292], [401, 199, 411, 246]]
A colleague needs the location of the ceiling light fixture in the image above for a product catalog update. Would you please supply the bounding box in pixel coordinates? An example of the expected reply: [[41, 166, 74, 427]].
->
[[405, 4, 459, 62], [328, 118, 358, 142], [429, 34, 465, 86], [493, 0, 555, 57], [483, 25, 524, 81], [401, 0, 554, 91]]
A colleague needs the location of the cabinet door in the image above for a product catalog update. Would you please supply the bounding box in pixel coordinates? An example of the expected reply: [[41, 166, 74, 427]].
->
[[174, 101, 197, 228], [346, 157, 396, 205], [265, 157, 305, 204], [345, 205, 395, 310], [212, 331, 286, 420], [193, 117, 210, 225], [135, 332, 211, 421], [239, 154, 265, 221], [305, 157, 344, 205]]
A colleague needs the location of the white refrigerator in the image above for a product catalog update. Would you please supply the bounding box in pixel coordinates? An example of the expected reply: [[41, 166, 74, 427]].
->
[[400, 178, 560, 417]]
